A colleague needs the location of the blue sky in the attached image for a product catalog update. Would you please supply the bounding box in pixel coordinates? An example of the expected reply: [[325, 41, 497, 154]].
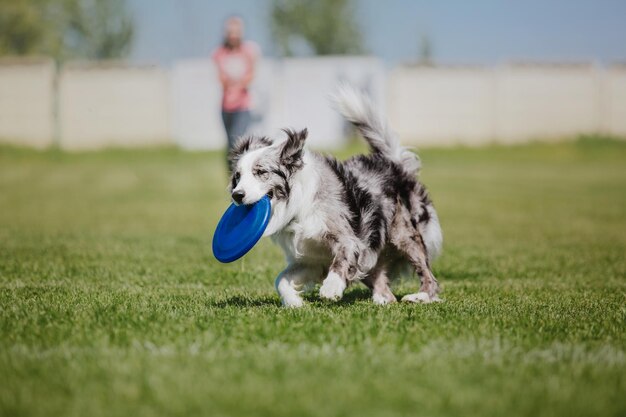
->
[[128, 0, 626, 66]]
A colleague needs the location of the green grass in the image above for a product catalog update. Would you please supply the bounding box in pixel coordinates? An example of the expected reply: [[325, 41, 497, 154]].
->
[[0, 138, 625, 417]]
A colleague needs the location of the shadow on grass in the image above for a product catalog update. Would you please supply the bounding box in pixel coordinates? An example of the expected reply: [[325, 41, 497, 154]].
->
[[338, 287, 372, 304], [301, 286, 373, 306], [208, 295, 282, 308], [209, 287, 375, 309], [208, 285, 453, 308]]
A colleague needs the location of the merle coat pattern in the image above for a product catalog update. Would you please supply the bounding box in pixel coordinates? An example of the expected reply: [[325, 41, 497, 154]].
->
[[227, 86, 443, 307]]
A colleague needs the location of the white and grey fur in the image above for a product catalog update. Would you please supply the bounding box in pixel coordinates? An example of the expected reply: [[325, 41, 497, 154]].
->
[[227, 85, 443, 307]]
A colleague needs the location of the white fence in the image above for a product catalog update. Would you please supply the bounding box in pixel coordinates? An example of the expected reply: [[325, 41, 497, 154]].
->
[[387, 63, 626, 145], [170, 59, 223, 150], [388, 66, 496, 146], [604, 66, 626, 136], [59, 62, 171, 150], [494, 65, 601, 143], [264, 56, 386, 149], [170, 56, 385, 150], [0, 58, 55, 148], [0, 57, 625, 150]]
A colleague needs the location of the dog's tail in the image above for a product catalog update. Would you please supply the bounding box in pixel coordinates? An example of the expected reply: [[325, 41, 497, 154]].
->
[[331, 84, 420, 176]]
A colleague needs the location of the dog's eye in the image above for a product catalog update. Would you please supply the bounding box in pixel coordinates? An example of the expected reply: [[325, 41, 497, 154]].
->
[[254, 169, 269, 179], [232, 172, 240, 187], [234, 172, 240, 181]]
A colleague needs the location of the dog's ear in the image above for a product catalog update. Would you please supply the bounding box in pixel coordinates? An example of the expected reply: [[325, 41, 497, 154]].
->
[[280, 128, 308, 171], [228, 135, 273, 172]]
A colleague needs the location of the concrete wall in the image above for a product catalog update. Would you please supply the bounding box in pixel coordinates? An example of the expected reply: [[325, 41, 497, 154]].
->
[[170, 59, 224, 150], [388, 66, 495, 146], [603, 66, 626, 136], [495, 65, 601, 143], [1, 58, 626, 150], [59, 62, 171, 150], [270, 56, 386, 149], [387, 63, 615, 146], [171, 56, 386, 150], [0, 58, 55, 148]]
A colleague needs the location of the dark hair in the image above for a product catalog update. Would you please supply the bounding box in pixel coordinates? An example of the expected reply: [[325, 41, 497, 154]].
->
[[222, 15, 244, 50]]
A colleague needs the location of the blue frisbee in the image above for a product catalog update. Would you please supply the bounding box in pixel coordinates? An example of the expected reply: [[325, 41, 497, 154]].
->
[[212, 195, 271, 263]]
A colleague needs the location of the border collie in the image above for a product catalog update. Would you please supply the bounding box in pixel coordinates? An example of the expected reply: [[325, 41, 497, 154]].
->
[[228, 86, 443, 307]]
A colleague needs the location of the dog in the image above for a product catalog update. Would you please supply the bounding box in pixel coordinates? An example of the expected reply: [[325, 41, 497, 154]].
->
[[227, 86, 443, 307]]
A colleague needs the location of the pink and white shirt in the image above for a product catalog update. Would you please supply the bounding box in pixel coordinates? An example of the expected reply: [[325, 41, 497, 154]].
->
[[212, 41, 260, 112]]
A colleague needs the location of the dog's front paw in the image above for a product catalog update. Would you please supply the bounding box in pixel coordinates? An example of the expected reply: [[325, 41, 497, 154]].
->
[[319, 272, 346, 301], [282, 295, 305, 308]]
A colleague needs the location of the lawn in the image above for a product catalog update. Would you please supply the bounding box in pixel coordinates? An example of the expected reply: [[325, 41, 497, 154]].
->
[[0, 138, 625, 417]]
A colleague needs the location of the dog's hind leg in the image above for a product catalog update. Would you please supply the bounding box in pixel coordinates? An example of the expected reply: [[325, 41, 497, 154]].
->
[[364, 265, 396, 305], [275, 263, 323, 308], [390, 206, 441, 303]]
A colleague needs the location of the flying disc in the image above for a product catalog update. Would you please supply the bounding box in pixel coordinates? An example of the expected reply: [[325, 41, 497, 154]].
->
[[212, 195, 271, 263]]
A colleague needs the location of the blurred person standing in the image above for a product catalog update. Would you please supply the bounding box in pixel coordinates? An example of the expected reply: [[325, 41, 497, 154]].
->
[[212, 16, 260, 161]]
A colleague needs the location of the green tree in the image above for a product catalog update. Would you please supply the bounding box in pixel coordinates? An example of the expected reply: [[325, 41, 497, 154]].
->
[[270, 0, 364, 56], [0, 0, 46, 56], [64, 0, 134, 60], [0, 0, 134, 62]]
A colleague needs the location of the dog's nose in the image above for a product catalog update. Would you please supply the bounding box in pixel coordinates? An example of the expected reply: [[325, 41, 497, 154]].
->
[[232, 190, 245, 205]]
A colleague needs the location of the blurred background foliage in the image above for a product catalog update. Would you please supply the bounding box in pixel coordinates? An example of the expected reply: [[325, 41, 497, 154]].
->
[[0, 0, 368, 62], [270, 0, 364, 56], [0, 0, 134, 62]]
